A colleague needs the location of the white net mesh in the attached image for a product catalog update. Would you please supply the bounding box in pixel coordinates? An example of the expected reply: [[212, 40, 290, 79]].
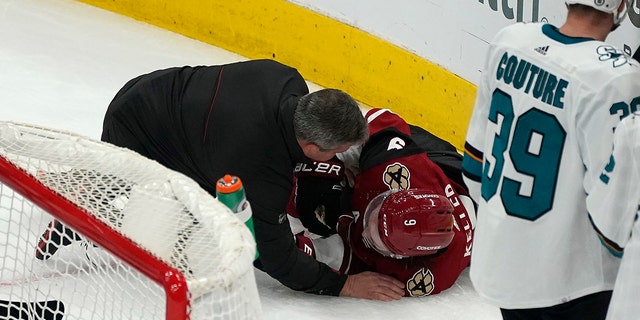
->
[[0, 122, 261, 320]]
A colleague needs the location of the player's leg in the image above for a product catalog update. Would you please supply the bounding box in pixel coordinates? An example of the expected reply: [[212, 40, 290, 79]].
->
[[500, 307, 542, 320], [500, 290, 612, 320], [35, 170, 131, 260], [35, 219, 83, 260]]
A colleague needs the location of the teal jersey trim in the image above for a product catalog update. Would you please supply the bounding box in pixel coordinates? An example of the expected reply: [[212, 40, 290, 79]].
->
[[542, 24, 594, 44]]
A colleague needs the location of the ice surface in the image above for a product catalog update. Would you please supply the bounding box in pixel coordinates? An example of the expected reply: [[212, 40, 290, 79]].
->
[[0, 0, 500, 318]]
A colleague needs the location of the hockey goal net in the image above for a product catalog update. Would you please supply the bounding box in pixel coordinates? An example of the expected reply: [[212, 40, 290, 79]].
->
[[0, 122, 261, 320]]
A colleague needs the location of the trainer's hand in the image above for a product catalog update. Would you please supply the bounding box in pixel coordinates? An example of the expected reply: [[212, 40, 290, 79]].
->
[[340, 271, 405, 301]]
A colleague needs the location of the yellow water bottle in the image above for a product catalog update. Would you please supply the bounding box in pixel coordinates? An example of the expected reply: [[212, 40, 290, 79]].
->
[[216, 174, 258, 260]]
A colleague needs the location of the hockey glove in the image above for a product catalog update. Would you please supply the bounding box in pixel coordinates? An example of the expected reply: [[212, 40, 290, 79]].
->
[[294, 158, 348, 236]]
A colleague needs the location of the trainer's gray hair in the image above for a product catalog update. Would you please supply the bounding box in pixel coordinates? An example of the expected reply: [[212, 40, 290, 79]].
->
[[293, 89, 368, 151]]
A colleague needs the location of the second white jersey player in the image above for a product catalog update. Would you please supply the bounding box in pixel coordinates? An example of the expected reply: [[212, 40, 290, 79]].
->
[[588, 112, 640, 320]]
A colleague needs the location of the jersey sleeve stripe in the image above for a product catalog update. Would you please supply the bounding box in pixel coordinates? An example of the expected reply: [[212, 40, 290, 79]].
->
[[366, 108, 392, 123], [588, 214, 624, 258], [462, 142, 483, 182], [463, 142, 483, 161]]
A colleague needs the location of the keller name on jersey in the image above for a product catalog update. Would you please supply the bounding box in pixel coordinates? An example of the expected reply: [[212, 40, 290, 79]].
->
[[445, 183, 473, 258], [496, 51, 568, 109]]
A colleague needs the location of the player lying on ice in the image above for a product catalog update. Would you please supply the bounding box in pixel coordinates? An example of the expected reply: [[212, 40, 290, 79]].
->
[[288, 108, 476, 298]]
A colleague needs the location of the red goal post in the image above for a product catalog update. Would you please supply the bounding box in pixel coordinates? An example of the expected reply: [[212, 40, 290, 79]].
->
[[0, 122, 260, 320]]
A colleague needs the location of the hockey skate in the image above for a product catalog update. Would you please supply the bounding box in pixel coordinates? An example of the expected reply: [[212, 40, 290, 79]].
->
[[35, 219, 83, 261]]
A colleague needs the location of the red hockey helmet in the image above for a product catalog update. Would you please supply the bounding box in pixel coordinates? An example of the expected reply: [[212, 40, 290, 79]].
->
[[362, 189, 454, 258]]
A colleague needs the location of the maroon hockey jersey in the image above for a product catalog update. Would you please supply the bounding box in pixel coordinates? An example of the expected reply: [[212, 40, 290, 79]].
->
[[339, 108, 475, 297]]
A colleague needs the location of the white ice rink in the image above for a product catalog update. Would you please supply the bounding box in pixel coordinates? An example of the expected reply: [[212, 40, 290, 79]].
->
[[0, 0, 501, 319]]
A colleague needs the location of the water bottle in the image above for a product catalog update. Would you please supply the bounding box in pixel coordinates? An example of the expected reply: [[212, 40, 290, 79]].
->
[[215, 174, 258, 259]]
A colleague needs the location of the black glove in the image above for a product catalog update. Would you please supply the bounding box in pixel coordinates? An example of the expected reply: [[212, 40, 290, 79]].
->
[[294, 158, 348, 236]]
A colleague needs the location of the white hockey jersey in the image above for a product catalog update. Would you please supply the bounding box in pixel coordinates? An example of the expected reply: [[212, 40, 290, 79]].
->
[[461, 22, 640, 309], [587, 112, 640, 320]]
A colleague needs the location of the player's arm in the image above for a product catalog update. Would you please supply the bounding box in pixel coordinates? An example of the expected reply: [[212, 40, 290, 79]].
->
[[244, 173, 349, 296], [461, 102, 488, 203], [461, 143, 483, 203], [340, 271, 405, 301], [250, 174, 401, 300], [290, 211, 404, 300], [335, 212, 405, 301], [252, 211, 349, 295], [587, 114, 640, 256], [460, 83, 490, 203], [460, 41, 498, 203]]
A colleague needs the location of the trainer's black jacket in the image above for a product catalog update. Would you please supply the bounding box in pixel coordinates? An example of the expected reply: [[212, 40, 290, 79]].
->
[[101, 59, 347, 295]]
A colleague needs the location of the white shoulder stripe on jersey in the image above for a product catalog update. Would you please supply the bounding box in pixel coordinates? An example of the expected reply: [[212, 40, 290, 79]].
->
[[366, 108, 394, 123]]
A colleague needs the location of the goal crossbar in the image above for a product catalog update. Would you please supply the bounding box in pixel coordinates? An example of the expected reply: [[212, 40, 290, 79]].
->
[[0, 121, 260, 320], [0, 155, 190, 319]]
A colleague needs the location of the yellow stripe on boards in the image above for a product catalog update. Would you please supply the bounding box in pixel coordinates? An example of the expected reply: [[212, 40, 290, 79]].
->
[[76, 0, 476, 150]]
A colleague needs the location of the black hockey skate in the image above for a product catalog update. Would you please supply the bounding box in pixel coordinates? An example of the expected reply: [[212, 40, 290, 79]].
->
[[35, 219, 83, 261]]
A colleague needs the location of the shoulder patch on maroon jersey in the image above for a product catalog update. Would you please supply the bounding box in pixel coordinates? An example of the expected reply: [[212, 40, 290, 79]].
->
[[407, 268, 435, 297], [383, 162, 411, 190]]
